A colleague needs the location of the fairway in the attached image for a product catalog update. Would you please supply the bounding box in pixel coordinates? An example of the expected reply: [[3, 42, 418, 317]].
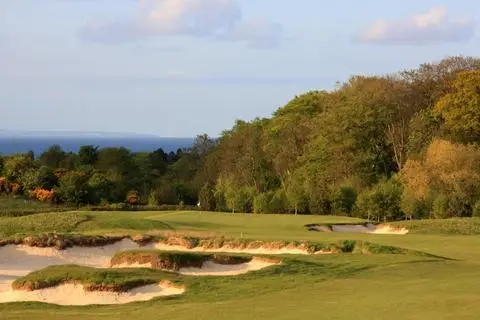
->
[[0, 211, 479, 319]]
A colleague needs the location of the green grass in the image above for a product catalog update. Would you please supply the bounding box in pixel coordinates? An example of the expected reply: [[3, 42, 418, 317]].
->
[[2, 211, 480, 319], [111, 250, 253, 270], [0, 212, 88, 237], [12, 265, 181, 291], [391, 218, 480, 235], [0, 196, 70, 217]]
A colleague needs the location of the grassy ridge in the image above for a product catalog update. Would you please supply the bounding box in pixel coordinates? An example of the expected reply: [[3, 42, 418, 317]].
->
[[12, 265, 181, 292], [111, 251, 253, 270]]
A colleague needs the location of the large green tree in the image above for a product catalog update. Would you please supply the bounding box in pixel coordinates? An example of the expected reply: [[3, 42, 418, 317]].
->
[[434, 70, 480, 143]]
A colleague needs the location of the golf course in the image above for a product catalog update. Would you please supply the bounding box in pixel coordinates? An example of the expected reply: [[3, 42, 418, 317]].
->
[[1, 210, 479, 320]]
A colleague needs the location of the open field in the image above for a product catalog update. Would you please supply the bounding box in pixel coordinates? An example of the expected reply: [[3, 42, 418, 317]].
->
[[1, 211, 480, 319]]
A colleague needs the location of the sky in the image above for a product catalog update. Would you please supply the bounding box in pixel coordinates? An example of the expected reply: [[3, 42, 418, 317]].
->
[[1, 0, 479, 137]]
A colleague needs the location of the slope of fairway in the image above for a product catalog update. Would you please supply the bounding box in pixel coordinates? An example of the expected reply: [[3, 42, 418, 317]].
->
[[1, 211, 480, 319], [0, 255, 477, 320]]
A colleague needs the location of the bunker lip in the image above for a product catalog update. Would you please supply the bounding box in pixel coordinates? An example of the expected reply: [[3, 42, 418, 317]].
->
[[0, 281, 185, 305], [306, 223, 409, 235], [179, 257, 280, 276], [110, 251, 281, 276]]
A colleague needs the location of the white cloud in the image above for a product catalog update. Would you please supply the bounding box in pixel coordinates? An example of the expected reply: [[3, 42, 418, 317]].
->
[[79, 0, 283, 49], [219, 18, 283, 49], [355, 6, 475, 45]]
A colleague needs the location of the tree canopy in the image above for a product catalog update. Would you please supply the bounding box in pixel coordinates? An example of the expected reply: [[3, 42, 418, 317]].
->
[[1, 56, 479, 219]]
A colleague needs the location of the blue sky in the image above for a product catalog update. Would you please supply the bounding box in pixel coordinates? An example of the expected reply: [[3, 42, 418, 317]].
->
[[1, 0, 479, 137]]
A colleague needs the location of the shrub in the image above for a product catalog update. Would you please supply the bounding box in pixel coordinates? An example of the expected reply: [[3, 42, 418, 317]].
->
[[432, 194, 449, 219], [401, 192, 431, 219], [110, 203, 127, 210], [126, 190, 139, 205], [198, 182, 216, 211], [331, 186, 357, 215], [29, 188, 56, 202], [56, 171, 90, 206], [253, 192, 271, 214], [473, 201, 480, 218], [354, 178, 403, 221], [269, 189, 288, 213], [147, 190, 159, 207]]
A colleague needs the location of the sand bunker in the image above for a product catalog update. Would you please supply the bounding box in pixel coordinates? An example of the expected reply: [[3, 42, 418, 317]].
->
[[0, 282, 184, 305], [0, 238, 295, 289], [0, 238, 150, 300], [179, 258, 278, 276], [113, 257, 280, 276], [0, 238, 145, 280], [0, 238, 286, 304], [153, 243, 309, 255], [308, 223, 409, 235]]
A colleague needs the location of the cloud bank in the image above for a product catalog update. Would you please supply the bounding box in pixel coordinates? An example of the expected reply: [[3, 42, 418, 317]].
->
[[355, 6, 475, 45], [79, 0, 283, 49]]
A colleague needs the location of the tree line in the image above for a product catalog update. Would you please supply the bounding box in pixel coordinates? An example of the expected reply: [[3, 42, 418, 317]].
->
[[1, 56, 480, 220]]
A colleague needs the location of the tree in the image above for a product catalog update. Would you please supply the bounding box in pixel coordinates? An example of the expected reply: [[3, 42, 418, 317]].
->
[[217, 175, 254, 213], [149, 148, 168, 177], [283, 171, 308, 214], [39, 145, 66, 168], [354, 178, 403, 221], [198, 182, 216, 211], [434, 70, 480, 143], [2, 155, 35, 182], [400, 139, 480, 218], [96, 147, 139, 201], [78, 145, 99, 166], [264, 91, 331, 180], [57, 171, 90, 206], [331, 185, 357, 216], [87, 172, 112, 204], [192, 134, 216, 156], [406, 108, 442, 157], [400, 56, 480, 110]]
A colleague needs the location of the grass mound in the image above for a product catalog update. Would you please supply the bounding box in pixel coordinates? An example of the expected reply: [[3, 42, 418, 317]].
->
[[391, 218, 480, 235], [308, 240, 443, 257], [0, 233, 133, 249], [12, 265, 182, 292], [110, 251, 256, 270]]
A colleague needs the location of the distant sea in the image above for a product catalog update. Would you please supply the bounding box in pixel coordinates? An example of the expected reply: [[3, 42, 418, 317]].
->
[[0, 137, 195, 156]]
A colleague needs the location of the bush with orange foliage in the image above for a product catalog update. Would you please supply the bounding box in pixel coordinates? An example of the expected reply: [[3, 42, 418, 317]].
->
[[0, 177, 8, 193], [10, 183, 22, 194], [126, 190, 139, 205], [29, 188, 56, 202], [0, 177, 22, 195]]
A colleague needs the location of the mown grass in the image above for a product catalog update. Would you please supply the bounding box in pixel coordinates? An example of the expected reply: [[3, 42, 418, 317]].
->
[[2, 254, 465, 320], [0, 210, 365, 239], [391, 218, 480, 235], [2, 211, 480, 319]]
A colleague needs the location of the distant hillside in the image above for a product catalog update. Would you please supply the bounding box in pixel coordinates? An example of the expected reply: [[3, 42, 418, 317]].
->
[[0, 136, 195, 155], [0, 130, 163, 138]]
